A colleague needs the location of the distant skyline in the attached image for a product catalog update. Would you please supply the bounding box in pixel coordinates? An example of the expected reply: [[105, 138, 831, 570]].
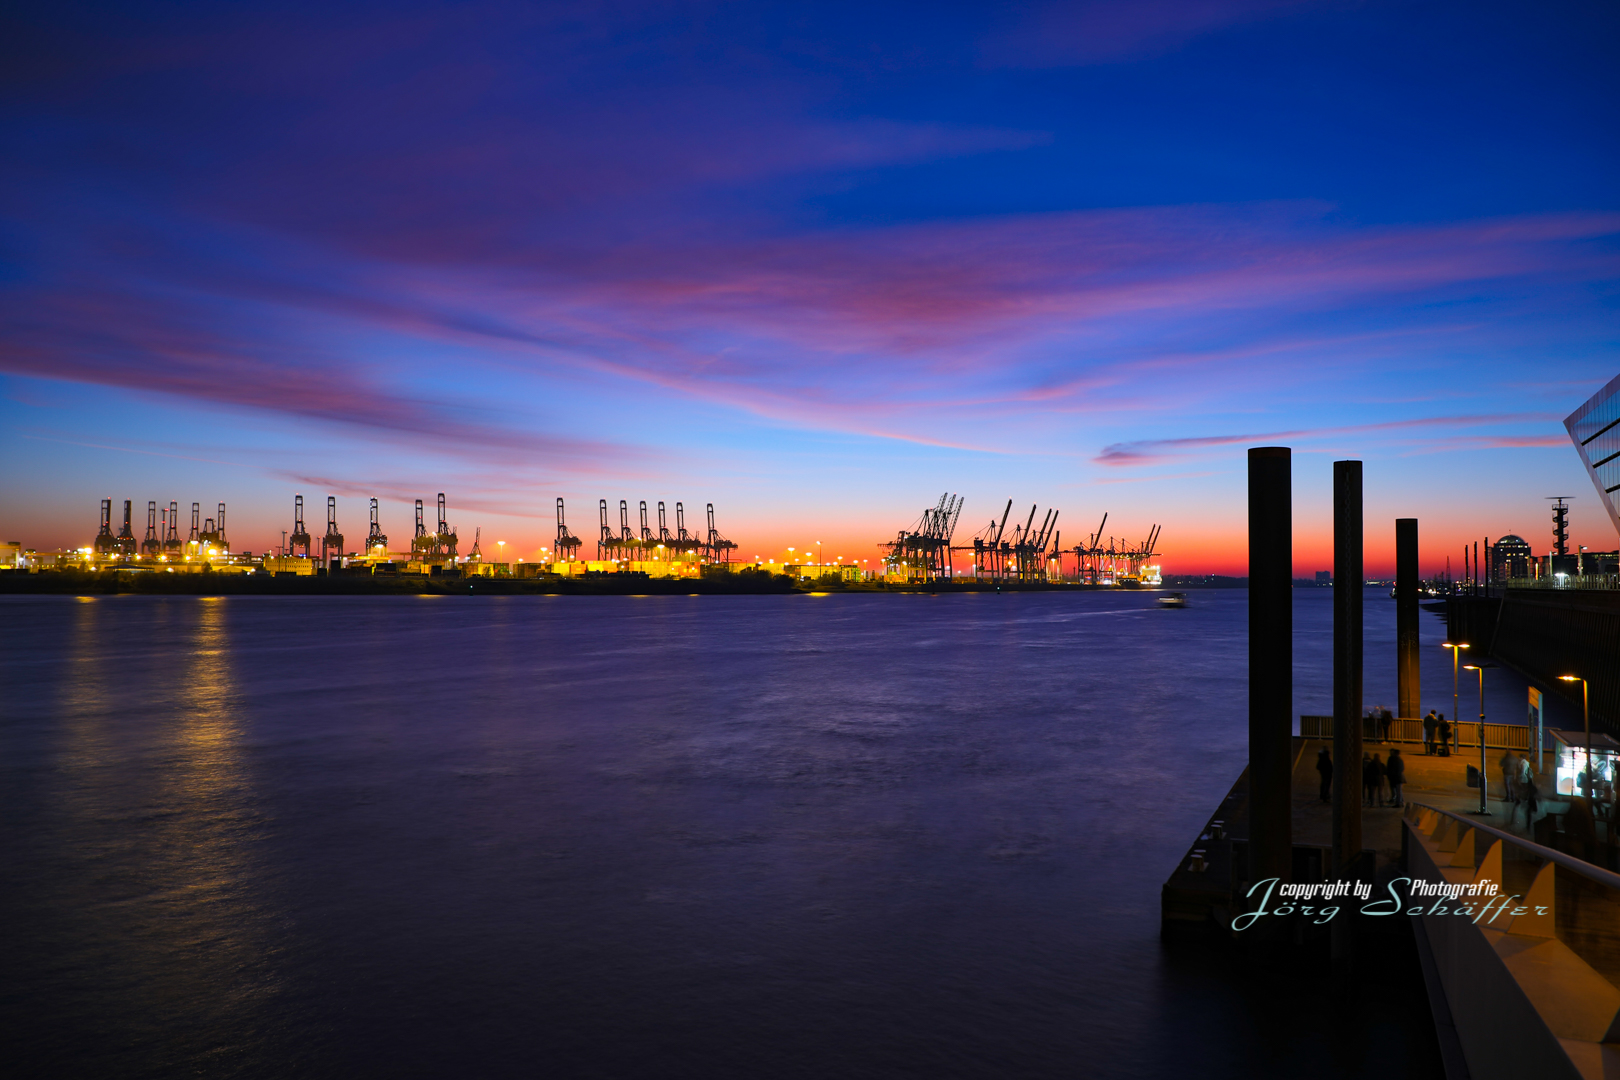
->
[[3, 1, 1618, 573]]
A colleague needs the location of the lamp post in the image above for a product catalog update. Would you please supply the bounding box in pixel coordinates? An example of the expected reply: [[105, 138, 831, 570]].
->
[[1441, 641, 1468, 760], [1463, 663, 1494, 815], [1559, 675, 1592, 802]]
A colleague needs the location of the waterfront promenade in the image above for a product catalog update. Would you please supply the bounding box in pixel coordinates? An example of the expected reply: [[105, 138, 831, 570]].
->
[[1164, 728, 1611, 936], [1291, 739, 1536, 868], [1293, 734, 1620, 873]]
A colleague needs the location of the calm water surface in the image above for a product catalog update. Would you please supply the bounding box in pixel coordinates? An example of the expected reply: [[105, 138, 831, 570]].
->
[[2, 589, 1486, 1077]]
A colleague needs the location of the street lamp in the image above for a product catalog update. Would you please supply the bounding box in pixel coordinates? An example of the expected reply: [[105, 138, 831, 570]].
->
[[1441, 642, 1468, 758], [1462, 663, 1495, 816], [1559, 675, 1592, 802]]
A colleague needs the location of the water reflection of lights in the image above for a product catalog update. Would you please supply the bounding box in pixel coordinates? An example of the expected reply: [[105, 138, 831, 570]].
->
[[44, 597, 282, 1069]]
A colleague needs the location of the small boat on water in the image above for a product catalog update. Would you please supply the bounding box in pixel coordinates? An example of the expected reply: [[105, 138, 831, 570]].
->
[[1157, 592, 1188, 608]]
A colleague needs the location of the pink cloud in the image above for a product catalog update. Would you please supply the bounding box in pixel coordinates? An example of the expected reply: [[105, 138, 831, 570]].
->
[[6, 197, 1616, 457], [0, 284, 633, 468]]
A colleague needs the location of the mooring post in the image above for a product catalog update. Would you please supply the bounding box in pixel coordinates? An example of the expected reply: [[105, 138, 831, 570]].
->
[[1333, 463, 1364, 873], [1396, 518, 1420, 721], [1332, 461, 1364, 965], [1248, 447, 1292, 888]]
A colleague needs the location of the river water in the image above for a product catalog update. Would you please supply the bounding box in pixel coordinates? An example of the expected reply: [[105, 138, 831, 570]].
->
[[3, 588, 1535, 1078]]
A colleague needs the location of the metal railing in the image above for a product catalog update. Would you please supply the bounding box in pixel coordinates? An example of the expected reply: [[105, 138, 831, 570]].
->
[[1300, 715, 1530, 750], [1404, 802, 1620, 1079], [1408, 801, 1620, 889], [1406, 802, 1620, 972], [1505, 573, 1620, 591]]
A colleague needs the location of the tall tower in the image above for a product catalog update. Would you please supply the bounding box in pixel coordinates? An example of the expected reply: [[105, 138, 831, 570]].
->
[[1549, 497, 1571, 557], [165, 501, 182, 552]]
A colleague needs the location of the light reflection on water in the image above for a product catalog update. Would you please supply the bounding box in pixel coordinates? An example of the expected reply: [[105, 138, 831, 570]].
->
[[0, 590, 1462, 1078], [12, 597, 284, 1076]]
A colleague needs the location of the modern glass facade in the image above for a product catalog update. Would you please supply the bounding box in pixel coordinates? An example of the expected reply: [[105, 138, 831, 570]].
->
[[1565, 372, 1620, 542]]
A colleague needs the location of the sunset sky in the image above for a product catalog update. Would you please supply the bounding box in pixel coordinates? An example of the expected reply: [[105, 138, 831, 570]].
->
[[3, 1, 1617, 573]]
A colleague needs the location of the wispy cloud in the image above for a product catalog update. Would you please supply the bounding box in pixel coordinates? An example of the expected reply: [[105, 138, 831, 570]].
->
[[1094, 414, 1564, 465], [982, 0, 1325, 67], [5, 198, 1615, 458]]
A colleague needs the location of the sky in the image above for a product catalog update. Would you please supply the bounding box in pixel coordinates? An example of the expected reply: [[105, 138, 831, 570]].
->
[[2, 0, 1618, 574]]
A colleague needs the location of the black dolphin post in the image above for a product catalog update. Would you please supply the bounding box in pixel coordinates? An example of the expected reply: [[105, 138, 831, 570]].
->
[[1396, 518, 1420, 721], [1333, 461, 1364, 874], [1248, 447, 1292, 889], [1333, 460, 1365, 965]]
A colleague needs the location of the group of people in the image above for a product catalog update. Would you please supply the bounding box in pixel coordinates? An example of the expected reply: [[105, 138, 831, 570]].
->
[[1315, 747, 1405, 808], [1421, 710, 1453, 756], [1316, 735, 1545, 827]]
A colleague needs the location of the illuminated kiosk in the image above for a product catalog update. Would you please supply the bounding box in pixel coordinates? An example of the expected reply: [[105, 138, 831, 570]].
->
[[1547, 728, 1620, 798]]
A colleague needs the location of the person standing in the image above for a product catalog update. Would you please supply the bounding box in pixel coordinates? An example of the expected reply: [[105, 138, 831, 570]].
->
[[1510, 754, 1536, 829], [1371, 753, 1388, 806], [1438, 714, 1451, 757], [1380, 708, 1394, 745], [1517, 767, 1539, 830], [1499, 750, 1519, 808], [1316, 747, 1333, 803], [1387, 749, 1406, 808], [1423, 710, 1438, 755], [1362, 753, 1377, 807]]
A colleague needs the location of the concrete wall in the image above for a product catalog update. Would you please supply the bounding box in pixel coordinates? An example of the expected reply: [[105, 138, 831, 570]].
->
[[1447, 590, 1619, 737]]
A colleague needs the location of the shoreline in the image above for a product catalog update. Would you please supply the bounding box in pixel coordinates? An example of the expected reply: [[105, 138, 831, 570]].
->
[[0, 570, 1244, 597]]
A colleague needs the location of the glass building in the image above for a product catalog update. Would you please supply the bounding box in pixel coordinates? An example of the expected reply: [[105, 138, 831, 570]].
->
[[1565, 372, 1620, 542]]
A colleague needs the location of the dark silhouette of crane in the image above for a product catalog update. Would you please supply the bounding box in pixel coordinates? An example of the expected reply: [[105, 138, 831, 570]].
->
[[435, 493, 458, 558], [141, 501, 162, 555], [706, 503, 736, 563], [884, 493, 961, 581], [555, 498, 581, 562], [289, 495, 312, 558], [411, 499, 434, 560], [322, 496, 344, 565], [94, 498, 116, 554], [366, 498, 387, 551], [115, 500, 136, 556], [675, 502, 693, 549], [164, 500, 182, 553]]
